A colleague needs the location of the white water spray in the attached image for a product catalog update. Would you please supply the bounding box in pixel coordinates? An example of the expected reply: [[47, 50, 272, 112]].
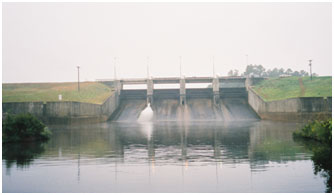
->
[[138, 103, 154, 122], [138, 103, 154, 140]]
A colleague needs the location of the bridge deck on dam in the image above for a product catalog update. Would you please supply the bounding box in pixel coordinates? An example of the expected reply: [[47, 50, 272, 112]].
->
[[120, 88, 248, 99], [114, 76, 246, 84]]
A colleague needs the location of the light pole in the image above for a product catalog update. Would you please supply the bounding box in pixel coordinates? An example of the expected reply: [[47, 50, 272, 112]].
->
[[309, 60, 312, 81], [77, 66, 80, 92]]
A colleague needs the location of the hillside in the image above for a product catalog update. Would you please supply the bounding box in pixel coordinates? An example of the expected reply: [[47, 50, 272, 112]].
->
[[252, 76, 332, 102], [2, 82, 114, 104]]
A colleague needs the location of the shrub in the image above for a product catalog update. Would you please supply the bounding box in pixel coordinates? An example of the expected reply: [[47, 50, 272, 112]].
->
[[2, 113, 51, 143], [293, 119, 332, 145]]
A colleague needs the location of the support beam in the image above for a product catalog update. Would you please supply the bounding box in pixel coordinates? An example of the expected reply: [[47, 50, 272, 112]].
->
[[147, 79, 154, 104], [212, 77, 220, 107], [180, 77, 186, 105], [115, 80, 123, 95]]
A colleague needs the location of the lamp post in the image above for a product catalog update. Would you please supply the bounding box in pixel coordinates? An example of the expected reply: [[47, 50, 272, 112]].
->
[[77, 66, 80, 92], [309, 60, 312, 81]]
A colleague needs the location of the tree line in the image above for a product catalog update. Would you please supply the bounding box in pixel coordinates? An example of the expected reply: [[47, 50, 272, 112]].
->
[[228, 64, 317, 77]]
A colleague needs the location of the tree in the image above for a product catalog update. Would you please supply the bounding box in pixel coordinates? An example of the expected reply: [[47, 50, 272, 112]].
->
[[285, 68, 293, 75], [3, 113, 51, 143], [269, 68, 279, 77], [243, 65, 316, 78], [292, 71, 300, 76], [228, 69, 239, 76], [300, 70, 309, 77], [244, 64, 254, 77], [264, 69, 271, 77], [278, 68, 285, 76], [257, 65, 266, 77], [243, 64, 266, 77]]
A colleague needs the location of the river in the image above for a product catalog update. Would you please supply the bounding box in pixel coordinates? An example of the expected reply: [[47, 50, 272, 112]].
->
[[2, 120, 327, 192]]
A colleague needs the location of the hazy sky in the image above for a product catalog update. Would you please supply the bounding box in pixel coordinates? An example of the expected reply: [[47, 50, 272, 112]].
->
[[2, 2, 332, 83]]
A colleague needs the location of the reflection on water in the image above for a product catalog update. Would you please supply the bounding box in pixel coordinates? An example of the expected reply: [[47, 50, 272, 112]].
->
[[139, 122, 153, 141], [313, 146, 332, 193], [294, 137, 332, 193], [2, 120, 327, 192], [3, 142, 46, 171]]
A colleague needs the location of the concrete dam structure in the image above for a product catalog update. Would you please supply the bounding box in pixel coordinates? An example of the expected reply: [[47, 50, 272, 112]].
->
[[109, 77, 259, 121], [3, 77, 330, 123]]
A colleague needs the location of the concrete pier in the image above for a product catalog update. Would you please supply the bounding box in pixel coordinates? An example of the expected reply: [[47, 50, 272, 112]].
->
[[180, 78, 186, 105], [212, 77, 220, 107], [115, 80, 123, 95], [147, 78, 154, 104]]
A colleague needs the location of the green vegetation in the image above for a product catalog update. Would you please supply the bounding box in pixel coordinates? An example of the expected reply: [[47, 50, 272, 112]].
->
[[293, 119, 332, 145], [293, 119, 332, 193], [3, 82, 113, 104], [253, 76, 332, 101], [240, 64, 311, 77], [3, 113, 52, 143]]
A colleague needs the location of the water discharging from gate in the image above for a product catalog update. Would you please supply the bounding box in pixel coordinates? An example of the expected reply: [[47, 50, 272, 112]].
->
[[138, 103, 154, 122], [112, 98, 259, 121], [138, 103, 154, 140]]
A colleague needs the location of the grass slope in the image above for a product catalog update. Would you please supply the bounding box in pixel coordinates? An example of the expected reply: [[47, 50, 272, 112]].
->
[[253, 76, 332, 102], [3, 82, 114, 104]]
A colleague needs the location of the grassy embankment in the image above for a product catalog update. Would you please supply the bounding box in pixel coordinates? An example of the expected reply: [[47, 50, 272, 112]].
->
[[2, 82, 114, 104], [253, 76, 332, 102]]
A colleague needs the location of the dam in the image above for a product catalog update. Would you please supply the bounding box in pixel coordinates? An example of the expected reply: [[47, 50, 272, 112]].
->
[[3, 76, 329, 123], [106, 76, 259, 121]]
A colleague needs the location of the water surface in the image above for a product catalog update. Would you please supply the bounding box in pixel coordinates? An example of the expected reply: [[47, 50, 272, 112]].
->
[[2, 120, 327, 192]]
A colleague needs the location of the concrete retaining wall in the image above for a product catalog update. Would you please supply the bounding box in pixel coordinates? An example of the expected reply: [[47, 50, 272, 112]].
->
[[3, 102, 45, 116], [45, 102, 102, 117], [101, 92, 120, 115], [248, 88, 331, 122], [2, 91, 120, 124]]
